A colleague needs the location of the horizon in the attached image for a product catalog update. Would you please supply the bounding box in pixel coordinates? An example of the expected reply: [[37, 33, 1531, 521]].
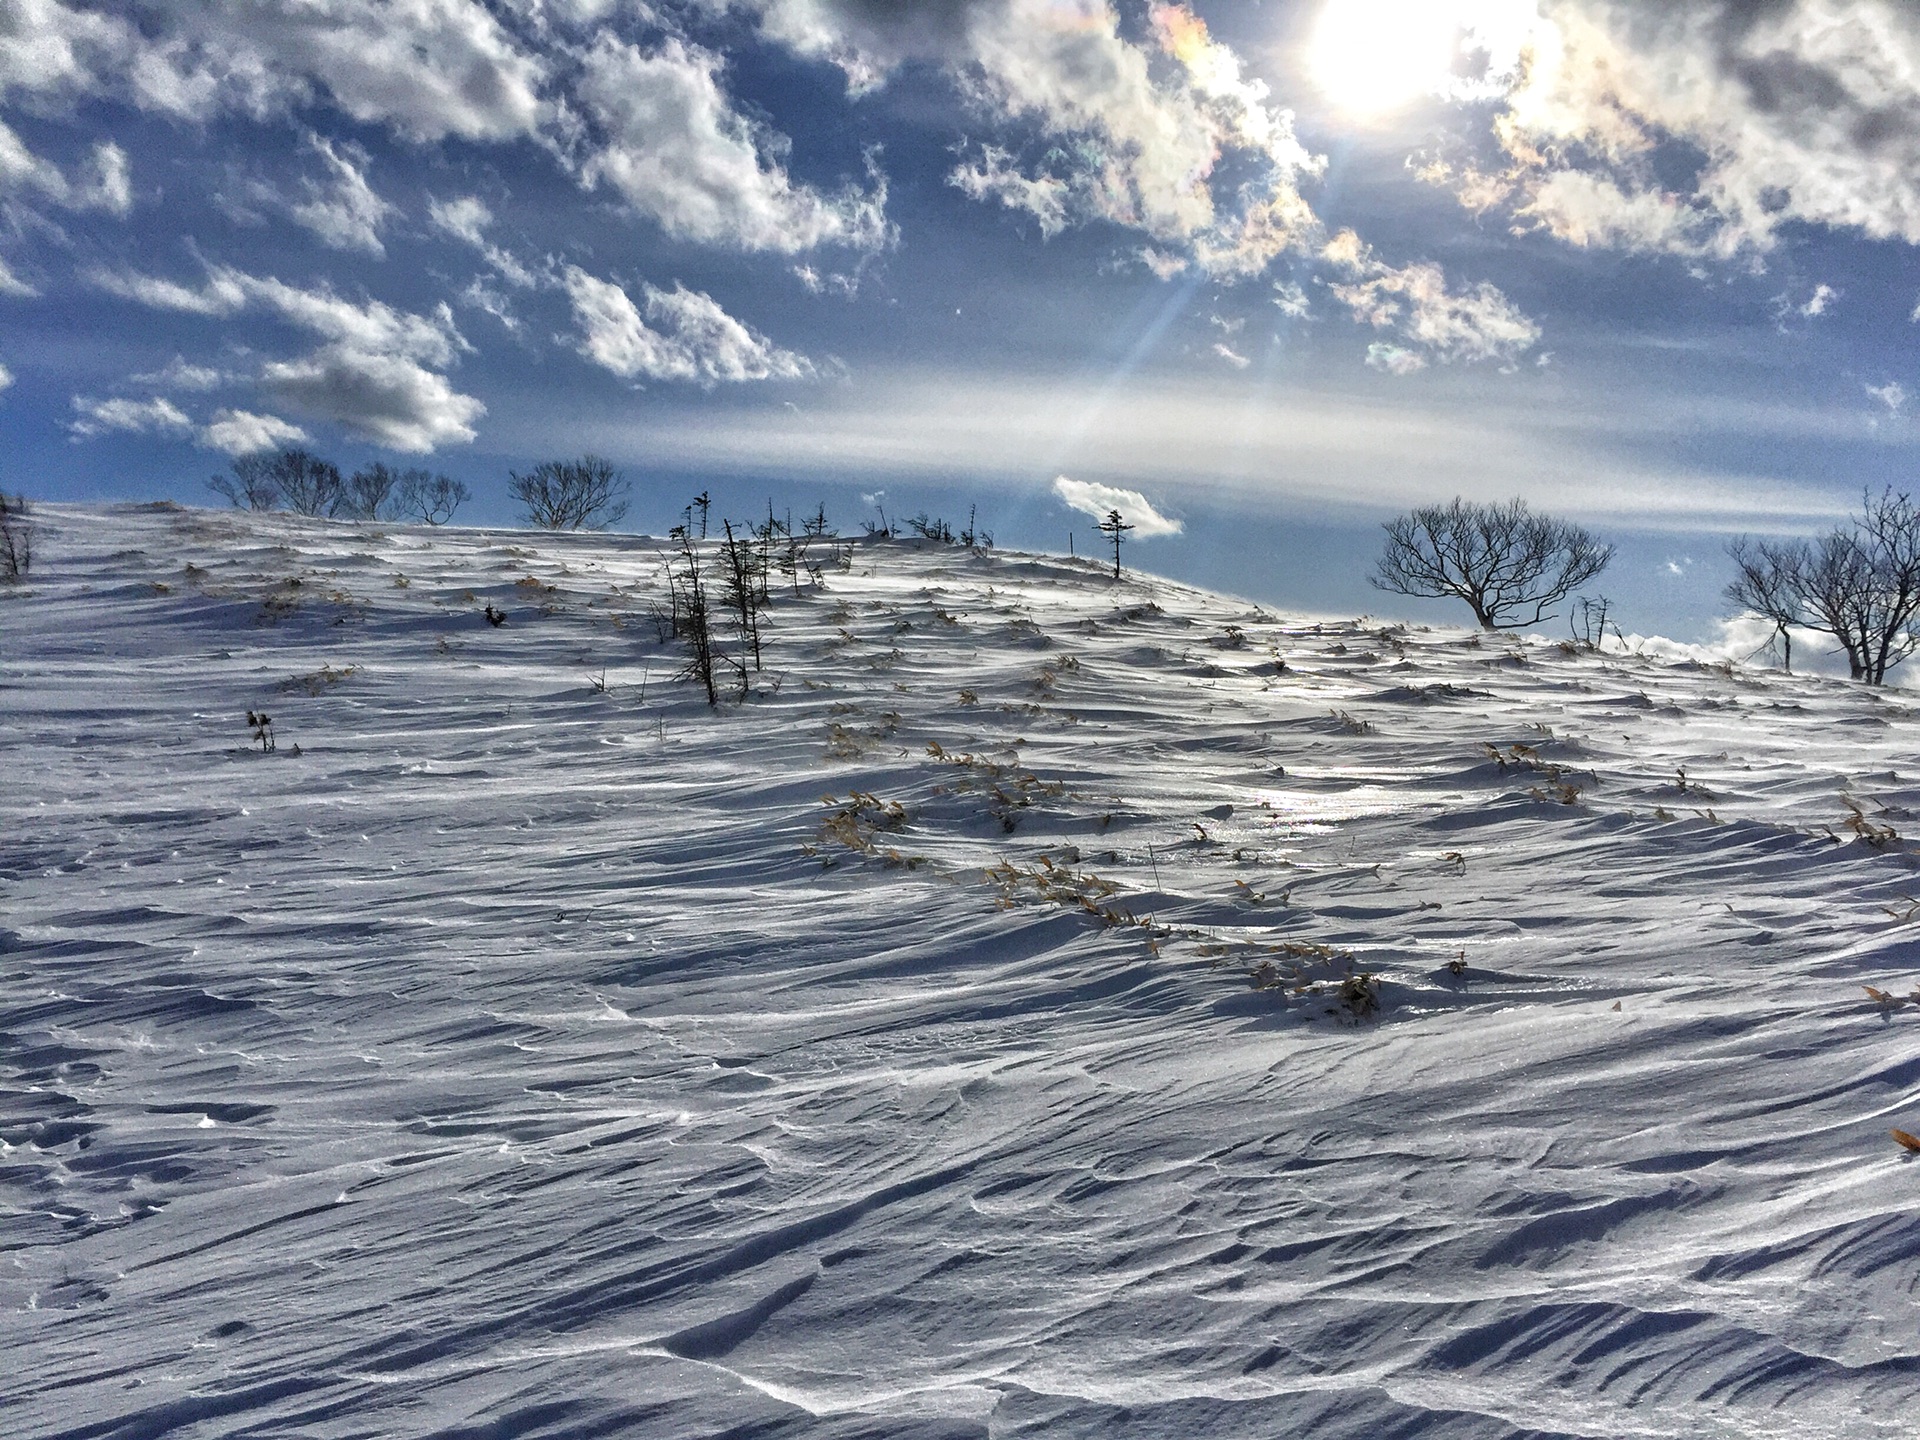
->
[[7, 1, 1920, 646]]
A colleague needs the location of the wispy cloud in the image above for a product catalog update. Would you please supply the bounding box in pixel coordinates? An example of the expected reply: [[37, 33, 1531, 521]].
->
[[132, 356, 227, 391], [562, 265, 811, 385], [1052, 475, 1183, 538], [84, 262, 482, 451], [1422, 1, 1920, 261], [289, 136, 394, 255], [67, 394, 191, 441], [199, 408, 308, 455], [1323, 230, 1540, 371]]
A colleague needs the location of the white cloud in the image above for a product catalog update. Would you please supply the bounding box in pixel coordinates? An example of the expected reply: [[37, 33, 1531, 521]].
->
[[1051, 475, 1183, 538], [1800, 283, 1838, 318], [948, 145, 1070, 237], [791, 261, 864, 298], [1212, 342, 1250, 369], [0, 0, 546, 143], [133, 356, 227, 391], [1428, 0, 1920, 260], [261, 348, 483, 452], [941, 2, 1323, 278], [1366, 343, 1427, 376], [729, 0, 1323, 278], [289, 136, 393, 254], [0, 360, 12, 392], [0, 256, 32, 297], [1867, 381, 1907, 414], [716, 0, 978, 93], [90, 265, 465, 364], [428, 193, 491, 249], [88, 263, 482, 451], [198, 408, 308, 455], [429, 193, 538, 287], [1138, 247, 1189, 281], [562, 265, 811, 385], [85, 265, 248, 316], [1272, 281, 1311, 319], [0, 120, 131, 215], [67, 394, 192, 440], [1324, 230, 1541, 370], [573, 34, 889, 252], [459, 276, 523, 332]]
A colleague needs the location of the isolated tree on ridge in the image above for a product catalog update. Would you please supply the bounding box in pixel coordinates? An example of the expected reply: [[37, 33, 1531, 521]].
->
[[1372, 497, 1612, 631], [1097, 508, 1133, 580]]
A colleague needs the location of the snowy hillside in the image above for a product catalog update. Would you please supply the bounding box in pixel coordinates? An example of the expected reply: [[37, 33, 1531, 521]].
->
[[7, 501, 1920, 1439]]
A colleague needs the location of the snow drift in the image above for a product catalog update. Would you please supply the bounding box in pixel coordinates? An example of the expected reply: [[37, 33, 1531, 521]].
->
[[4, 502, 1920, 1438]]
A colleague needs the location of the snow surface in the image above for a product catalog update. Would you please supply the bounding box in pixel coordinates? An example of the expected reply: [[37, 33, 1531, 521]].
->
[[5, 501, 1920, 1439]]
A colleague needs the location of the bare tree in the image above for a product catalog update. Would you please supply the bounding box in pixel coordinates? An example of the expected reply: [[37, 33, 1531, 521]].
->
[[510, 455, 629, 531], [667, 525, 722, 706], [269, 449, 344, 516], [337, 463, 402, 521], [720, 518, 766, 680], [1724, 489, 1920, 684], [208, 454, 281, 510], [1097, 508, 1133, 580], [1853, 486, 1920, 684], [1797, 532, 1874, 680], [1724, 537, 1807, 671], [1372, 497, 1612, 631], [395, 469, 470, 525], [1, 491, 31, 581]]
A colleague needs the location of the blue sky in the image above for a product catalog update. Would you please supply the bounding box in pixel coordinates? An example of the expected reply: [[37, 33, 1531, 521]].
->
[[6, 0, 1920, 639]]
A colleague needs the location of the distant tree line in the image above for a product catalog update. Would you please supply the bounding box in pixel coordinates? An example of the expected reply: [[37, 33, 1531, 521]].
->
[[209, 449, 470, 525]]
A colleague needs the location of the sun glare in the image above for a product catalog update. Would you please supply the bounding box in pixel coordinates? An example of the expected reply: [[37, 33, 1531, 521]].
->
[[1308, 0, 1464, 117]]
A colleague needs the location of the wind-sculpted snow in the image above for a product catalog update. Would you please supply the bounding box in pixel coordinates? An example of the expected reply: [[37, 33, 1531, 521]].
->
[[4, 503, 1920, 1438]]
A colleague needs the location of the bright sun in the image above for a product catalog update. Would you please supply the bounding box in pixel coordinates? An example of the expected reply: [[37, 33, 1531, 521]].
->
[[1307, 0, 1464, 117]]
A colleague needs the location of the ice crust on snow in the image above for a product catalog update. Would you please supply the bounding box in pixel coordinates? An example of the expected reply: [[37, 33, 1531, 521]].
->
[[4, 503, 1920, 1438]]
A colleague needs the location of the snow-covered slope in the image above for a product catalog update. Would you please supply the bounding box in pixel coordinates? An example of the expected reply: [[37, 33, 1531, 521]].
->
[[6, 502, 1920, 1439]]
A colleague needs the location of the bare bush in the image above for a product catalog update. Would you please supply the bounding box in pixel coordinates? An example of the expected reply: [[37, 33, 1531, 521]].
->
[[1568, 595, 1621, 651], [1373, 497, 1612, 631], [208, 454, 281, 510], [338, 463, 402, 521], [906, 512, 955, 544], [395, 470, 470, 525], [1727, 488, 1920, 684], [511, 455, 628, 530], [1, 491, 31, 580], [270, 450, 344, 516]]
